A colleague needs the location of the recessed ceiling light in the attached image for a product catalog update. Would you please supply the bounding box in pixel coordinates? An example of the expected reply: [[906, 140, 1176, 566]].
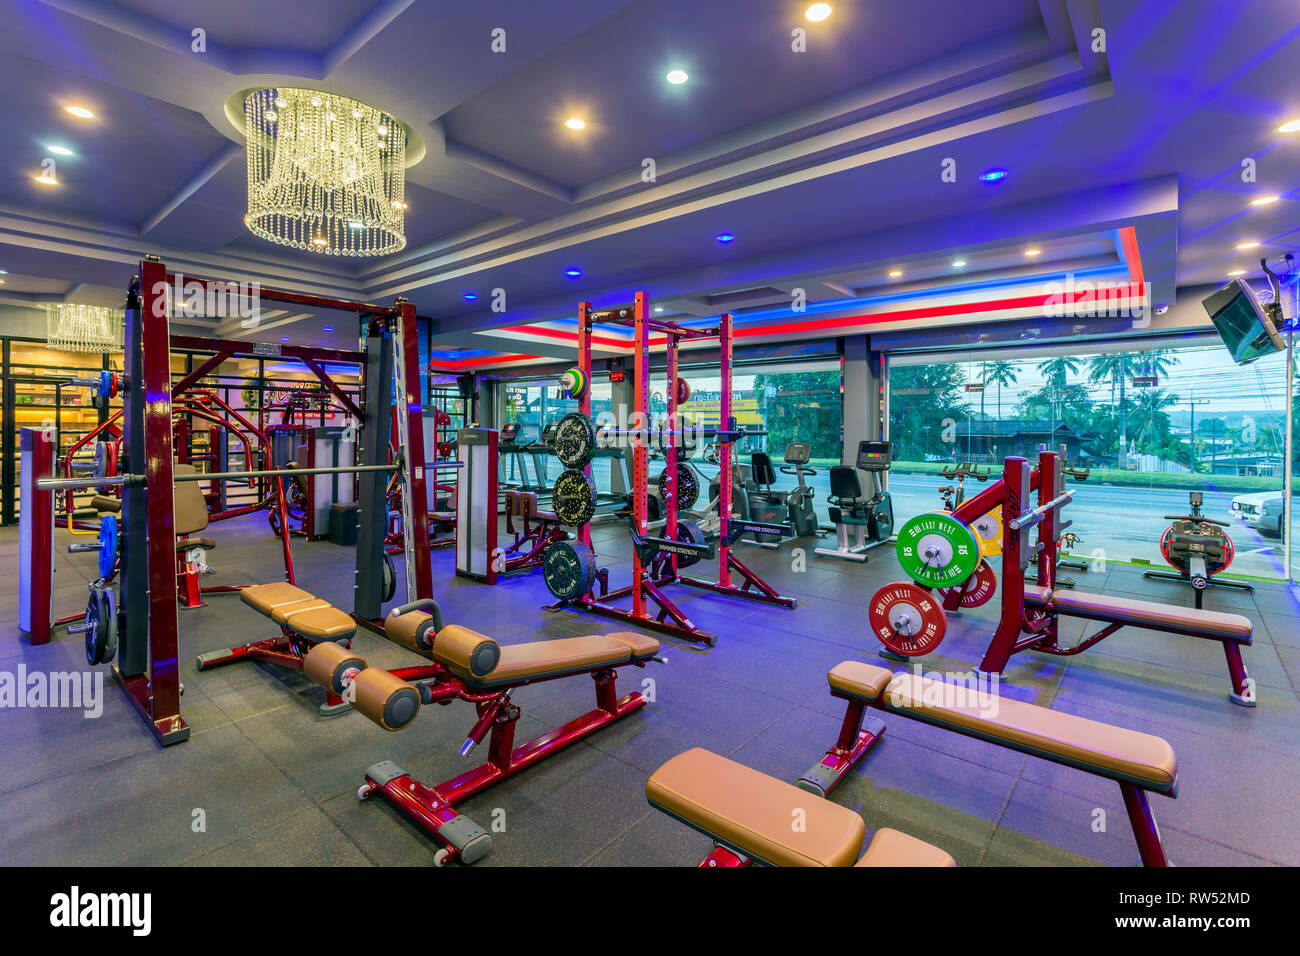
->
[[666, 70, 689, 85], [1235, 241, 1260, 249], [805, 3, 832, 21], [34, 173, 57, 185], [281, 336, 290, 342], [322, 326, 333, 332], [888, 269, 903, 278], [979, 168, 1008, 182], [463, 293, 478, 302], [565, 268, 582, 277], [564, 117, 586, 130], [1277, 119, 1300, 133], [47, 145, 74, 156], [1227, 270, 1246, 276], [654, 307, 663, 313], [1250, 195, 1279, 206], [64, 105, 94, 119], [1024, 248, 1042, 257], [716, 232, 736, 244], [952, 259, 967, 268]]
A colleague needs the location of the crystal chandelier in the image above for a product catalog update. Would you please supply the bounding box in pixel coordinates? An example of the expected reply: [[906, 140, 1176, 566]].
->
[[243, 88, 407, 257], [46, 303, 120, 353]]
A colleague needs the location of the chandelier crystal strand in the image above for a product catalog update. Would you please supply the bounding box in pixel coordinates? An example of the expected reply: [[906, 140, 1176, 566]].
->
[[46, 303, 120, 353], [243, 88, 406, 256]]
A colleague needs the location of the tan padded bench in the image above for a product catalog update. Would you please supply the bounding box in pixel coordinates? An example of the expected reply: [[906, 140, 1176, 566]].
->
[[1024, 585, 1252, 643], [384, 609, 658, 688], [241, 582, 355, 642], [827, 662, 1177, 793], [647, 748, 955, 867], [519, 491, 557, 524]]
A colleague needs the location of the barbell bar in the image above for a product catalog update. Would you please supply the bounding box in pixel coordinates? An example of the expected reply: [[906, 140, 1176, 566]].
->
[[36, 460, 461, 493], [1006, 490, 1074, 532]]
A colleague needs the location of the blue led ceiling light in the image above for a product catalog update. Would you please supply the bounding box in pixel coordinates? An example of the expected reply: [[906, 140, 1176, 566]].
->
[[463, 293, 478, 301], [565, 268, 582, 277], [716, 232, 736, 244], [322, 326, 333, 332], [979, 168, 1008, 182]]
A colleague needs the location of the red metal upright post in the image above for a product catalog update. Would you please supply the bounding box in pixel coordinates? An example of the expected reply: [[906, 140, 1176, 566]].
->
[[718, 311, 733, 588], [632, 293, 650, 618], [397, 301, 434, 600], [577, 302, 594, 552], [18, 428, 54, 645]]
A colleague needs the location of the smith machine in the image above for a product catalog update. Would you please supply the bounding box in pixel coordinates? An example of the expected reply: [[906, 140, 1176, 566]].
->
[[23, 256, 439, 745]]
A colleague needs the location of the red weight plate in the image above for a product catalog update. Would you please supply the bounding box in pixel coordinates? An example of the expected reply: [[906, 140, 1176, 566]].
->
[[869, 582, 946, 657], [939, 559, 997, 608]]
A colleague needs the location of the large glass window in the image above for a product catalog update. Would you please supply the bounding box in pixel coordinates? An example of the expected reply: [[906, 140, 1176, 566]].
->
[[502, 377, 615, 487], [887, 340, 1291, 580]]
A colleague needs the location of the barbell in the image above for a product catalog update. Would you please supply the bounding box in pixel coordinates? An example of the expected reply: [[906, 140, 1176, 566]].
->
[[37, 460, 461, 494]]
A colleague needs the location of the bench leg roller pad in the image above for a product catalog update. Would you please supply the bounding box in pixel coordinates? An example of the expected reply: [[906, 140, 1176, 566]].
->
[[798, 715, 887, 797]]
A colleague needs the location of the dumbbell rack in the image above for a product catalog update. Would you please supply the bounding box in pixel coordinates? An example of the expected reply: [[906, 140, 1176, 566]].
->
[[544, 297, 795, 646]]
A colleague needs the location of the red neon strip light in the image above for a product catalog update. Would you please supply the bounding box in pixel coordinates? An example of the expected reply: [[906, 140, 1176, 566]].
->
[[1118, 226, 1144, 286]]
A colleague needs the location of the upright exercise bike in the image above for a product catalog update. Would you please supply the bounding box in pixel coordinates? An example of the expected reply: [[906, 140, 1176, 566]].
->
[[1144, 491, 1254, 609], [815, 440, 894, 562]]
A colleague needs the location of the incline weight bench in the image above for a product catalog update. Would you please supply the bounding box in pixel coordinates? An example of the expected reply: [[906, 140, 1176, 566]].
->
[[196, 582, 357, 714], [173, 463, 218, 608], [801, 661, 1179, 866], [303, 599, 662, 864], [648, 748, 955, 867]]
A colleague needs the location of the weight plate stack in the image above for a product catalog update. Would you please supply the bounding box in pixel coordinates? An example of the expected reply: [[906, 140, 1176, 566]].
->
[[542, 540, 597, 602], [553, 412, 597, 469], [551, 469, 597, 527]]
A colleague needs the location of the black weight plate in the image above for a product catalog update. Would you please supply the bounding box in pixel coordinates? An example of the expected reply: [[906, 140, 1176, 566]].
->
[[98, 587, 117, 663], [674, 520, 709, 569], [382, 551, 397, 602], [552, 469, 597, 527], [657, 467, 700, 511], [553, 413, 596, 469], [542, 540, 597, 602]]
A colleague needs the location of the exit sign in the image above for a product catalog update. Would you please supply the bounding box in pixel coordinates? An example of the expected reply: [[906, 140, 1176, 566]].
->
[[609, 371, 625, 382]]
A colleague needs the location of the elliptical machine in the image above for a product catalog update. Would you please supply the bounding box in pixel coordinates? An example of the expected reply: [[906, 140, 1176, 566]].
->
[[1143, 491, 1254, 609], [815, 440, 894, 562]]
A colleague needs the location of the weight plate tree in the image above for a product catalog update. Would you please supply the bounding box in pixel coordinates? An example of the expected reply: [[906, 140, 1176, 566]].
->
[[938, 558, 998, 608], [553, 412, 597, 469], [551, 469, 598, 526], [969, 508, 1003, 558], [542, 539, 598, 602], [869, 582, 946, 657], [895, 511, 981, 588]]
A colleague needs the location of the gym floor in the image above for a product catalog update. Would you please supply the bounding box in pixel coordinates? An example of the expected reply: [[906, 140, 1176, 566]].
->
[[2, 511, 1298, 867]]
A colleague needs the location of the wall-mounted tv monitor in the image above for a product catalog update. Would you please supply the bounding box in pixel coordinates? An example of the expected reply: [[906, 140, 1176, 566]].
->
[[1201, 279, 1286, 365]]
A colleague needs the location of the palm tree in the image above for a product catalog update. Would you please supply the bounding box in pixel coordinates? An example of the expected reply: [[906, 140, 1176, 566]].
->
[[1132, 389, 1180, 454], [1036, 357, 1081, 436], [985, 361, 1018, 422], [1087, 353, 1130, 466]]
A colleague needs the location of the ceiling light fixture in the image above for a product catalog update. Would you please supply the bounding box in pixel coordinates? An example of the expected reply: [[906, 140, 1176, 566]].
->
[[1024, 248, 1042, 257], [1227, 270, 1246, 276], [64, 105, 94, 119], [565, 268, 582, 277], [33, 172, 58, 185], [805, 3, 832, 21], [47, 145, 74, 156], [952, 259, 967, 268], [979, 168, 1008, 182], [564, 117, 586, 130], [1250, 195, 1279, 206], [716, 232, 736, 244], [654, 307, 664, 313], [46, 303, 119, 352], [1235, 241, 1260, 249], [322, 326, 333, 332], [666, 70, 689, 85], [888, 269, 903, 278], [463, 293, 478, 302], [1277, 119, 1300, 133], [243, 87, 407, 257]]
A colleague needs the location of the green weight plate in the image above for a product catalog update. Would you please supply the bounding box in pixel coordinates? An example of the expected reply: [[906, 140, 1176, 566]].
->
[[895, 511, 981, 588], [542, 540, 597, 602], [657, 467, 700, 511], [551, 469, 597, 527], [553, 412, 596, 469]]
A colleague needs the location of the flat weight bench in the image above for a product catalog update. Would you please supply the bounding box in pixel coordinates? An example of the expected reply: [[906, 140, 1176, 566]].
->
[[801, 661, 1179, 866], [302, 598, 662, 865], [196, 582, 358, 715], [1019, 585, 1255, 706], [648, 748, 956, 867]]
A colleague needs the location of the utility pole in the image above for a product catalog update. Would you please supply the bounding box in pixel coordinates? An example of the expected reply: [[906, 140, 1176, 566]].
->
[[1184, 389, 1211, 472]]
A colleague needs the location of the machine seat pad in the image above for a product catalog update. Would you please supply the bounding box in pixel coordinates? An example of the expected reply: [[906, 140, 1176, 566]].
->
[[882, 672, 1177, 792], [1024, 585, 1252, 643], [855, 828, 957, 867], [647, 748, 866, 867], [828, 661, 895, 701], [283, 606, 355, 641], [176, 536, 217, 551], [242, 582, 319, 615], [91, 496, 122, 514], [444, 631, 659, 687]]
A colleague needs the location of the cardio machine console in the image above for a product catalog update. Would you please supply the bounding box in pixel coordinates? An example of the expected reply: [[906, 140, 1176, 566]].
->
[[856, 440, 892, 472], [784, 442, 812, 466]]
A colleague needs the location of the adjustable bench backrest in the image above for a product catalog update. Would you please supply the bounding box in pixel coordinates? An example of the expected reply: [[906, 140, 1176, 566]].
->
[[173, 463, 210, 537]]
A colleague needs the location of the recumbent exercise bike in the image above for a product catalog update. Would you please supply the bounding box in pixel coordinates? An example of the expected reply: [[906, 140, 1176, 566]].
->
[[815, 440, 894, 563]]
